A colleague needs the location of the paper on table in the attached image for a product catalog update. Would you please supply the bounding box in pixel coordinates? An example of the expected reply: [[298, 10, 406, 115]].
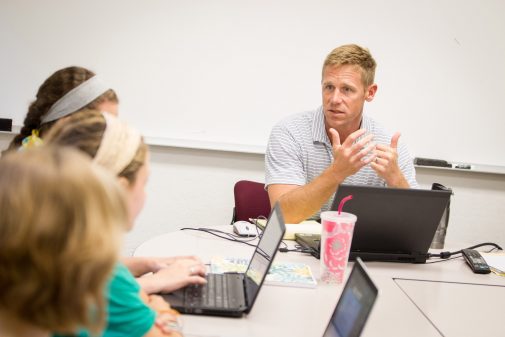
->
[[480, 252, 505, 275], [210, 256, 317, 288], [251, 218, 321, 240]]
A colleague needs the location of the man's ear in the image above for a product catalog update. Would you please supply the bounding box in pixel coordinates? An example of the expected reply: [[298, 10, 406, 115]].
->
[[365, 84, 378, 102]]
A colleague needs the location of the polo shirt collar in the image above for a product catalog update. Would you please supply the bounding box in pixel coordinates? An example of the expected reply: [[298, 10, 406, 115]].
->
[[312, 106, 367, 145], [361, 114, 371, 133]]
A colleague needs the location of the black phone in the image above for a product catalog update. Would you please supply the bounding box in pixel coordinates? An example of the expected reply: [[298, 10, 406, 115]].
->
[[462, 249, 491, 274]]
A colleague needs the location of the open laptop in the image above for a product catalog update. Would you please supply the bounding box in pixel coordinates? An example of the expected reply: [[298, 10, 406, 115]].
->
[[164, 203, 286, 317], [296, 184, 451, 263], [322, 257, 378, 337]]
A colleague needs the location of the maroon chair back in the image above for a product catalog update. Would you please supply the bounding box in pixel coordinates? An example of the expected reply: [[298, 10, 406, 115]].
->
[[232, 180, 271, 223]]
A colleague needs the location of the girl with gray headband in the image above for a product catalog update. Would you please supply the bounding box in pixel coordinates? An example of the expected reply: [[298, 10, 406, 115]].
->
[[3, 66, 118, 154]]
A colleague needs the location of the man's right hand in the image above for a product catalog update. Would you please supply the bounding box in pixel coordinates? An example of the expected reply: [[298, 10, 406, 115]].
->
[[268, 128, 376, 224], [328, 128, 375, 181]]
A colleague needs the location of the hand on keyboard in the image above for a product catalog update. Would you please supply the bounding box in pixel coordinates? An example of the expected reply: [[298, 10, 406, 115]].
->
[[141, 258, 207, 294]]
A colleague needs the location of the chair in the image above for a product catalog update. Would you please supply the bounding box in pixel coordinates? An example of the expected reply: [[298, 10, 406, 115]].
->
[[231, 180, 271, 224]]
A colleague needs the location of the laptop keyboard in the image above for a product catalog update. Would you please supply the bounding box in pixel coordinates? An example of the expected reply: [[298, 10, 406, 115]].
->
[[185, 273, 232, 308]]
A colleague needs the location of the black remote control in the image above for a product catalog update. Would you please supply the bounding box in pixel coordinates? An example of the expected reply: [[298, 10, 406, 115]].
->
[[461, 249, 491, 274]]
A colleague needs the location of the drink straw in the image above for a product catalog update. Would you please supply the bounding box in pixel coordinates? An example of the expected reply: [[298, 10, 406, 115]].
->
[[337, 195, 353, 215]]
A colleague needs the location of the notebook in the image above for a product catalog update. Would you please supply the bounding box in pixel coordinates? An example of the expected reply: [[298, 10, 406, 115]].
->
[[296, 184, 451, 263], [322, 257, 378, 337], [163, 203, 286, 317], [210, 257, 317, 288]]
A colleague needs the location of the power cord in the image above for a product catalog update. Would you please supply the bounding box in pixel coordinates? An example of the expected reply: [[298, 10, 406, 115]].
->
[[180, 227, 259, 248], [182, 215, 286, 250], [251, 216, 267, 238], [426, 242, 502, 262], [192, 216, 311, 255]]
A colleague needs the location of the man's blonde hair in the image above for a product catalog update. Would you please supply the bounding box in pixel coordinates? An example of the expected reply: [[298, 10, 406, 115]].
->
[[322, 44, 377, 87], [0, 146, 127, 334]]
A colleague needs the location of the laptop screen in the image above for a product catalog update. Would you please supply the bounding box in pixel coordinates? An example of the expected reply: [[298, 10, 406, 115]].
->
[[244, 203, 285, 310], [323, 258, 378, 337]]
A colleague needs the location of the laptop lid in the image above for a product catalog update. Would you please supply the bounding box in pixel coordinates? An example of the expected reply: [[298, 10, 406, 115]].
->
[[322, 257, 378, 337], [243, 202, 286, 312], [164, 203, 285, 316], [331, 185, 451, 262]]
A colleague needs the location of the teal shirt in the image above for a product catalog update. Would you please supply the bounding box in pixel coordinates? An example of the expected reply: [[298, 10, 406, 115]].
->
[[55, 263, 156, 337]]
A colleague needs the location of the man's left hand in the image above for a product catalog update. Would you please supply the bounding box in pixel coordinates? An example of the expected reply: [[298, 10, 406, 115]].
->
[[370, 132, 409, 188]]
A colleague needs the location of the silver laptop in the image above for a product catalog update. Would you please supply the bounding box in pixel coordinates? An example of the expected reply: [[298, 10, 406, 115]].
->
[[322, 258, 378, 337], [164, 202, 286, 317]]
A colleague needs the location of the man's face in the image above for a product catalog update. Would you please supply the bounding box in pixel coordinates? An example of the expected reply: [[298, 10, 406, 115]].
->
[[321, 64, 376, 134]]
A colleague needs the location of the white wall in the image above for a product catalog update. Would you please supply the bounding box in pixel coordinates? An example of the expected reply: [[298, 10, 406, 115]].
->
[[126, 145, 266, 255], [2, 133, 504, 255], [2, 0, 505, 166]]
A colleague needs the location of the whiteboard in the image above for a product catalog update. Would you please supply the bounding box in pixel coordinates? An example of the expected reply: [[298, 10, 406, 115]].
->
[[1, 0, 504, 166]]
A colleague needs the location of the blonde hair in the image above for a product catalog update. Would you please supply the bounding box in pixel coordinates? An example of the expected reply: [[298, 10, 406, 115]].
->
[[322, 44, 377, 87], [0, 146, 127, 335], [45, 109, 147, 185]]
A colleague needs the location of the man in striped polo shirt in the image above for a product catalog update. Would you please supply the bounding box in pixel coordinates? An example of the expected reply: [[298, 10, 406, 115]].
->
[[265, 44, 418, 223]]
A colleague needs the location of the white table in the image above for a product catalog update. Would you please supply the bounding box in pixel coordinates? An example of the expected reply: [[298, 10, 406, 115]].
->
[[134, 227, 505, 337]]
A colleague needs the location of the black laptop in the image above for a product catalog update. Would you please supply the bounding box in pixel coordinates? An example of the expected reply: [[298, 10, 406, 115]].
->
[[296, 184, 451, 263], [164, 203, 286, 317], [322, 257, 378, 337]]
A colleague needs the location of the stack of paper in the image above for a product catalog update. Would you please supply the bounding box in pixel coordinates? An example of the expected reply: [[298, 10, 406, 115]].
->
[[480, 252, 505, 276]]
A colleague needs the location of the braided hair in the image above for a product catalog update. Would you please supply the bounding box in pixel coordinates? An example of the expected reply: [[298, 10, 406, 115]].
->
[[4, 66, 118, 153]]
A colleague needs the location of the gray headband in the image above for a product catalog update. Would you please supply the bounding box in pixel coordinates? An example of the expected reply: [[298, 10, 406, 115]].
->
[[40, 76, 111, 124]]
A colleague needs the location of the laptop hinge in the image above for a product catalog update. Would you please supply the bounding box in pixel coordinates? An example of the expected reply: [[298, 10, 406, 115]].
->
[[241, 274, 249, 307], [350, 251, 429, 263]]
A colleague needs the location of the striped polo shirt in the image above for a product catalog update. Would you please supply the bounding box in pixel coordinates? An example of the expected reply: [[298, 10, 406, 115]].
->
[[265, 106, 418, 218]]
